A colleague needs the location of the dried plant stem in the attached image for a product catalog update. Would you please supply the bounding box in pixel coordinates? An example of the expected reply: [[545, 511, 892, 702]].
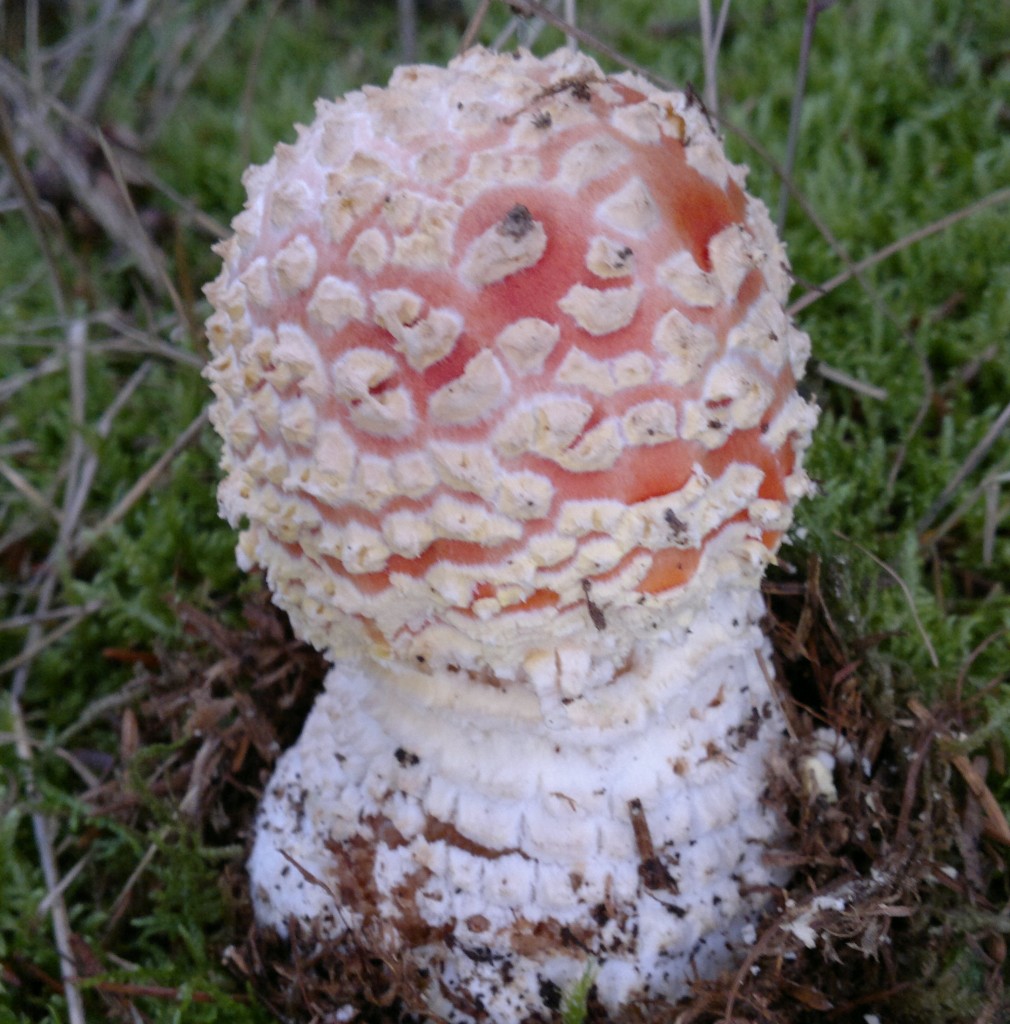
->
[[814, 361, 887, 400], [399, 0, 418, 61], [493, 0, 658, 82], [239, 0, 284, 172], [982, 475, 1006, 566], [0, 601, 103, 632], [0, 62, 166, 290], [563, 0, 577, 50], [0, 460, 62, 523], [63, 361, 154, 535], [36, 853, 91, 917], [459, 0, 493, 53], [916, 399, 1010, 535], [73, 0, 151, 121], [789, 186, 1010, 317], [74, 406, 210, 559], [9, 699, 87, 1024], [139, 0, 251, 146], [698, 0, 731, 113], [0, 352, 67, 401], [8, 320, 89, 684], [777, 0, 836, 231], [0, 96, 70, 315], [0, 606, 97, 677], [25, 0, 42, 92], [93, 127, 190, 326], [56, 676, 148, 747], [3, 318, 102, 1024], [104, 842, 159, 936], [835, 531, 939, 668]]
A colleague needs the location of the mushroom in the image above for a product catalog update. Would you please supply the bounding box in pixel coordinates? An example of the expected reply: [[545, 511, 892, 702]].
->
[[204, 46, 818, 1022]]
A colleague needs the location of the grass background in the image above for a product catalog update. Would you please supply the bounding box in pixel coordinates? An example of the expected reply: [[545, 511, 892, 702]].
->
[[1, 0, 1008, 1021]]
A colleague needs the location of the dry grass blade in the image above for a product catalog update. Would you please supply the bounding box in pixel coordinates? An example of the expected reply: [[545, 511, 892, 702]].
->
[[103, 841, 158, 937], [491, 0, 568, 51], [776, 0, 837, 231], [835, 531, 939, 668], [61, 360, 155, 537], [813, 360, 888, 400], [495, 0, 659, 82], [0, 605, 100, 677], [36, 854, 90, 917], [916, 398, 1010, 535], [139, 0, 251, 146], [73, 406, 210, 559], [399, 0, 418, 61], [982, 475, 1007, 566], [92, 310, 205, 367], [73, 0, 152, 121], [0, 600, 103, 632], [0, 459, 62, 524], [0, 353, 66, 402], [789, 186, 1010, 316], [92, 127, 191, 326], [8, 318, 91, 686], [62, 317, 88, 536], [721, 106, 930, 392], [0, 61, 167, 291], [697, 0, 731, 113], [926, 463, 1009, 554], [459, 0, 494, 54], [0, 92, 70, 314], [55, 676, 148, 747], [8, 691, 88, 1024]]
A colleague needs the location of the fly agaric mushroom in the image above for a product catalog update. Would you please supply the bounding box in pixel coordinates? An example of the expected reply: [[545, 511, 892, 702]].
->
[[205, 46, 817, 1021]]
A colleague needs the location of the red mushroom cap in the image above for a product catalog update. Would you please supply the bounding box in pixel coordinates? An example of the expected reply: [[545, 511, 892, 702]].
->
[[205, 47, 817, 681]]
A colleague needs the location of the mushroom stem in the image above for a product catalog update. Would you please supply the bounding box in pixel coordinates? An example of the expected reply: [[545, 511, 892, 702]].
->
[[250, 587, 788, 1018]]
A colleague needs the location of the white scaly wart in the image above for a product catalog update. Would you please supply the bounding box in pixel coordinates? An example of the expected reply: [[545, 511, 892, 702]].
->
[[204, 46, 818, 1022]]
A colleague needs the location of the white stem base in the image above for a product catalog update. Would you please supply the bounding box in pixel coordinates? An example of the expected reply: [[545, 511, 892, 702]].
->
[[249, 590, 790, 1021]]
